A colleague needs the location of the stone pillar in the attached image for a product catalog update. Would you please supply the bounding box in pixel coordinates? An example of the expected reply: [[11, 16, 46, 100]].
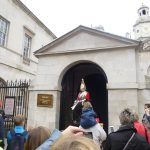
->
[[108, 88, 138, 131], [27, 89, 61, 130]]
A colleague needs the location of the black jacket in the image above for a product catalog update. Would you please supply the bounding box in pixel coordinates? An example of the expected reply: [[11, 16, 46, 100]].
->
[[0, 116, 5, 139], [0, 109, 5, 119], [104, 124, 150, 150]]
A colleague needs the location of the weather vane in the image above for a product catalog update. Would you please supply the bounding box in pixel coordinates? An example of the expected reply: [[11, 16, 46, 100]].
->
[[141, 0, 144, 5]]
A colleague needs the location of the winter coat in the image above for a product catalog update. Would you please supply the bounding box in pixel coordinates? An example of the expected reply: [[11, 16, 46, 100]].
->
[[0, 116, 5, 148], [104, 124, 150, 150], [0, 116, 5, 140], [142, 114, 150, 132], [0, 109, 5, 120], [80, 108, 97, 129], [134, 121, 150, 143]]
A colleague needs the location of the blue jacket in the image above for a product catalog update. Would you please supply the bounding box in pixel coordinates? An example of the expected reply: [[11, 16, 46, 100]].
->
[[80, 108, 97, 129], [145, 114, 150, 122], [36, 129, 62, 150], [7, 126, 28, 144]]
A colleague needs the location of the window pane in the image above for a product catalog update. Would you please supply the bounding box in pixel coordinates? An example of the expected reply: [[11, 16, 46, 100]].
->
[[0, 17, 8, 46], [23, 34, 31, 58]]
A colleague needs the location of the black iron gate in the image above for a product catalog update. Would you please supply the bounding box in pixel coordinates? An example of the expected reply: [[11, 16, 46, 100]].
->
[[0, 80, 30, 130]]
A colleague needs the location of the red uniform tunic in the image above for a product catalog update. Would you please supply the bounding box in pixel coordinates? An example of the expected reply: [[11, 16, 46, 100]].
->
[[77, 91, 90, 101]]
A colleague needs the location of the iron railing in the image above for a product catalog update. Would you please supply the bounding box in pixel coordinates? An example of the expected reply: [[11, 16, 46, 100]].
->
[[0, 80, 30, 130]]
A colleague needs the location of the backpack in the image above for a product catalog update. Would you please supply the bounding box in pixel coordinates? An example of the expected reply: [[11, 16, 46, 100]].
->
[[7, 129, 28, 150]]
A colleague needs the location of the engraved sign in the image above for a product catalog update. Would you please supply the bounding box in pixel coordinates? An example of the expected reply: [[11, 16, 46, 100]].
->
[[4, 97, 15, 115], [37, 94, 53, 107]]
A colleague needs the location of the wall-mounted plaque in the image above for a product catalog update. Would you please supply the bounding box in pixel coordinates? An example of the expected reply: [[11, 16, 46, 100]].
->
[[4, 96, 15, 115], [37, 94, 53, 107]]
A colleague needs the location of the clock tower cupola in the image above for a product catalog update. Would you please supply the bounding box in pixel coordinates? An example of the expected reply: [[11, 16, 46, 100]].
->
[[133, 4, 150, 41]]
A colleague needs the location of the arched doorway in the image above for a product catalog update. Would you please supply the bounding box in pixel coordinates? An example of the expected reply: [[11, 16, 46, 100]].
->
[[59, 62, 108, 132]]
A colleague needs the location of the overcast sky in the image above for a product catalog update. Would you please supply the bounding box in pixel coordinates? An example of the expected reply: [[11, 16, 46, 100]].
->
[[20, 0, 150, 38]]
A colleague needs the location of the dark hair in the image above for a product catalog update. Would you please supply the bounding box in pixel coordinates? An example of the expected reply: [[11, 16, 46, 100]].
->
[[145, 104, 150, 108]]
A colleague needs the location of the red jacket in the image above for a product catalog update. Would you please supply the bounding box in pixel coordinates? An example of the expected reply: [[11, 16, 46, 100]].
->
[[134, 121, 150, 143], [77, 91, 90, 101]]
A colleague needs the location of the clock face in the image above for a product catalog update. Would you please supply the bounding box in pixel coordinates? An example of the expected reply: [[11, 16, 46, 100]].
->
[[143, 27, 149, 33]]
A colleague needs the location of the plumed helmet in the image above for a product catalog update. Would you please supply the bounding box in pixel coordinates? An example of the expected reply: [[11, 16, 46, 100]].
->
[[80, 79, 86, 91]]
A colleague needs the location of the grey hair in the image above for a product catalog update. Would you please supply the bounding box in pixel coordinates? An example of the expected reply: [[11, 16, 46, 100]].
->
[[119, 108, 134, 125]]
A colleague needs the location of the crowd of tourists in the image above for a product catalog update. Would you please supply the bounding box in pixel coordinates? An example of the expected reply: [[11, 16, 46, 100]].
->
[[0, 102, 150, 150], [0, 78, 150, 149]]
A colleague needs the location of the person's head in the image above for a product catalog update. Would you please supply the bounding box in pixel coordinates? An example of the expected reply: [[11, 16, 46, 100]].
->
[[119, 108, 134, 125], [144, 104, 150, 109], [25, 126, 51, 150], [14, 114, 25, 126], [132, 111, 139, 122], [82, 101, 93, 110], [50, 134, 100, 150]]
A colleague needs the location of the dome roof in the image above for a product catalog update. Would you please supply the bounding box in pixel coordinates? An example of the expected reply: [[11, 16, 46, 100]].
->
[[138, 4, 149, 11], [134, 4, 150, 26]]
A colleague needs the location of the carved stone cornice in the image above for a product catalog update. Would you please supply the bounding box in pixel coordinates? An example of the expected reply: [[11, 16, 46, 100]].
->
[[12, 0, 56, 39], [139, 38, 150, 52], [142, 40, 150, 51]]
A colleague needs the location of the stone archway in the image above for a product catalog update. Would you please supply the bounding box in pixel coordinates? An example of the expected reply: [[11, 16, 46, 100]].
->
[[59, 62, 108, 132]]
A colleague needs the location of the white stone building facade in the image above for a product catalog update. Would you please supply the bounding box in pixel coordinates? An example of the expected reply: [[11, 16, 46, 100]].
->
[[27, 4, 150, 132], [0, 1, 148, 133], [0, 0, 56, 83]]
